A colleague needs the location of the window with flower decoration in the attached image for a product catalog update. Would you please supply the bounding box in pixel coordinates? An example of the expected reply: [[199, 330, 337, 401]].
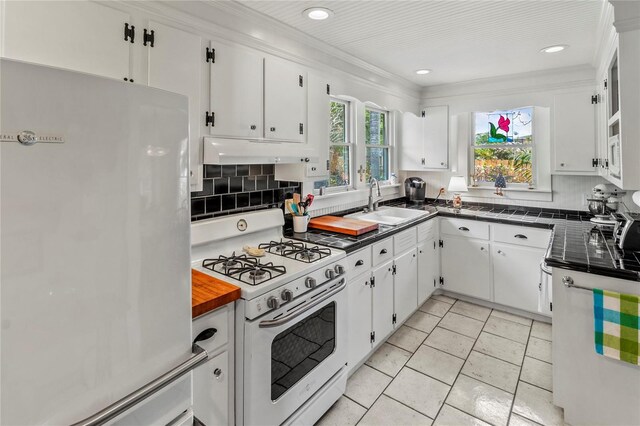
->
[[471, 107, 534, 187]]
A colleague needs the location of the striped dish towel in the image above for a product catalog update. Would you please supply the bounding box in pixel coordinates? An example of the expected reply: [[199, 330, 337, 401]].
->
[[593, 288, 640, 365]]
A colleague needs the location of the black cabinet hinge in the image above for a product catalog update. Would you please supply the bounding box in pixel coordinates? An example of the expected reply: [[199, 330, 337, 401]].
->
[[299, 75, 304, 87], [591, 94, 598, 104], [143, 29, 155, 47], [604, 79, 608, 90], [433, 278, 436, 287], [205, 111, 215, 127], [592, 158, 599, 167], [370, 331, 375, 343], [439, 239, 443, 248], [326, 84, 331, 95], [206, 47, 215, 63], [433, 240, 436, 249], [392, 264, 397, 275], [370, 276, 375, 288], [299, 123, 304, 135], [124, 23, 135, 43], [392, 313, 397, 324], [550, 302, 553, 312], [421, 110, 426, 117], [439, 276, 444, 285], [604, 159, 609, 168], [326, 159, 330, 171]]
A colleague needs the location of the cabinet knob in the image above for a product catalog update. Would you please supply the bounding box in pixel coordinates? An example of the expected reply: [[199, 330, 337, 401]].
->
[[441, 162, 445, 166], [560, 163, 565, 167], [497, 250, 503, 254], [270, 127, 276, 132], [480, 247, 485, 251], [213, 368, 222, 380], [250, 125, 257, 130]]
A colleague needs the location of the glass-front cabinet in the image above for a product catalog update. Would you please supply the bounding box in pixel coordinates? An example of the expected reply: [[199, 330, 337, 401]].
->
[[606, 51, 622, 179]]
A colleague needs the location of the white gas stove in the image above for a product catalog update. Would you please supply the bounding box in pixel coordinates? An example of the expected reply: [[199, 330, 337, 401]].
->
[[191, 209, 348, 426], [191, 209, 346, 319]]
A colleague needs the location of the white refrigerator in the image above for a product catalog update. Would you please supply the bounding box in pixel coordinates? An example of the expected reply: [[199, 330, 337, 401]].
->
[[0, 59, 196, 425]]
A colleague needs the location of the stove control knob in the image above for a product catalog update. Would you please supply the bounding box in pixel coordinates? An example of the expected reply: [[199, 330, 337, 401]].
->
[[305, 277, 317, 289], [267, 296, 280, 309], [334, 264, 345, 275], [325, 269, 336, 280], [281, 289, 294, 302]]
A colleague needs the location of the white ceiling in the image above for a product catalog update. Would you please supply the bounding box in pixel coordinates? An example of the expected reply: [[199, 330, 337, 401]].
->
[[235, 0, 605, 86]]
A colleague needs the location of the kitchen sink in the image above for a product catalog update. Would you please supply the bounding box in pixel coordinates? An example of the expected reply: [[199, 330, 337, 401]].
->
[[345, 206, 429, 226]]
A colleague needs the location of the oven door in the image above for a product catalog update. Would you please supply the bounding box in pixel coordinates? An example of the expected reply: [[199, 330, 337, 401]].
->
[[243, 277, 347, 426]]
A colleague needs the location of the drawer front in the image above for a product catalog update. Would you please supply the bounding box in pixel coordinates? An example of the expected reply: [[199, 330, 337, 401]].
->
[[417, 219, 437, 242], [492, 224, 551, 249], [394, 228, 418, 255], [440, 218, 489, 240], [346, 246, 372, 280], [372, 237, 394, 265], [192, 304, 229, 354]]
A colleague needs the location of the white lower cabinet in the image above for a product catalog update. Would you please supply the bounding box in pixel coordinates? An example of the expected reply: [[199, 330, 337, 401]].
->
[[372, 260, 395, 345], [417, 238, 439, 305], [440, 237, 492, 300], [346, 271, 373, 370], [193, 351, 229, 426], [393, 249, 418, 326], [493, 244, 545, 313]]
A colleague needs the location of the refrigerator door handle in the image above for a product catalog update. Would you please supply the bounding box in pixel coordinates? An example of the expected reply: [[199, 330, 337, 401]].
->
[[71, 345, 209, 426]]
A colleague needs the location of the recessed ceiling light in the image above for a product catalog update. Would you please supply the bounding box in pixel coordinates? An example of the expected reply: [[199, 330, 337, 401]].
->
[[303, 7, 333, 20], [540, 45, 568, 53], [415, 69, 431, 75]]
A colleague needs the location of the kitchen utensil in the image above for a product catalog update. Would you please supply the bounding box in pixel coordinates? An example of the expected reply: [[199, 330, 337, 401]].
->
[[291, 202, 299, 215], [285, 199, 296, 215], [292, 215, 311, 233], [298, 202, 306, 215], [308, 216, 379, 236], [293, 193, 300, 205], [306, 194, 314, 206]]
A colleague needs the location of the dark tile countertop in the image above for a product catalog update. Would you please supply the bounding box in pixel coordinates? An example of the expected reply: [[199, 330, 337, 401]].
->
[[285, 198, 640, 282]]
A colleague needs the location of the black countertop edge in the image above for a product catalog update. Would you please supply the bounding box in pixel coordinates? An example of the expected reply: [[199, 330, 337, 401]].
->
[[436, 210, 554, 230], [545, 258, 640, 281]]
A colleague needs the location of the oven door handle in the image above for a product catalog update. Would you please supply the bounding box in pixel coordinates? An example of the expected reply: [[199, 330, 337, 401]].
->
[[259, 278, 346, 328]]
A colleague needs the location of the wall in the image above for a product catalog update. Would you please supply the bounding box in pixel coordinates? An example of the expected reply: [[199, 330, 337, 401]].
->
[[404, 65, 640, 211]]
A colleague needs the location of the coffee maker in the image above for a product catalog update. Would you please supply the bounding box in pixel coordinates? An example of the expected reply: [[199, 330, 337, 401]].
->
[[404, 177, 426, 203]]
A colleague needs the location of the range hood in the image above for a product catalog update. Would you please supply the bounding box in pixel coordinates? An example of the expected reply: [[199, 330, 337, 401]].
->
[[203, 137, 319, 165]]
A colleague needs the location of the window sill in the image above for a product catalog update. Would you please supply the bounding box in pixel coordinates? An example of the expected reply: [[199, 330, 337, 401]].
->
[[464, 185, 553, 202], [315, 183, 401, 200]]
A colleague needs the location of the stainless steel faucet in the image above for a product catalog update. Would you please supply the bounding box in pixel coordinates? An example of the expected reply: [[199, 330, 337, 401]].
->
[[368, 177, 382, 211]]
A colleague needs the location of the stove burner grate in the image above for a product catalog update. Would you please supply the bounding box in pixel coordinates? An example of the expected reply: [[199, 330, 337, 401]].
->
[[259, 239, 331, 263], [226, 260, 287, 286]]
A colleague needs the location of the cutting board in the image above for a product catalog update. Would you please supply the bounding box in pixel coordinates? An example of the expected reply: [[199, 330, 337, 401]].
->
[[309, 215, 379, 236]]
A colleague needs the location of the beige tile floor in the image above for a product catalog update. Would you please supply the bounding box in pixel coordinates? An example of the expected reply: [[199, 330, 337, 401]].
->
[[316, 295, 562, 426]]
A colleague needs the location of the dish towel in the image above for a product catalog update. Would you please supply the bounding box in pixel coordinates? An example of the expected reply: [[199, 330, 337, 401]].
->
[[593, 288, 640, 365]]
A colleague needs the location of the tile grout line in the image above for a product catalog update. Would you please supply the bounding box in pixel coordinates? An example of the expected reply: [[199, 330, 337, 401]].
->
[[506, 315, 534, 425]]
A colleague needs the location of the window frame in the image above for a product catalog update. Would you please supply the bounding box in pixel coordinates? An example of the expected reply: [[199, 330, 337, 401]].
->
[[364, 106, 391, 183], [470, 108, 536, 189]]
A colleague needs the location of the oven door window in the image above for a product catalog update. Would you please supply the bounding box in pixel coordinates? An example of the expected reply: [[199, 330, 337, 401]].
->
[[271, 301, 336, 401]]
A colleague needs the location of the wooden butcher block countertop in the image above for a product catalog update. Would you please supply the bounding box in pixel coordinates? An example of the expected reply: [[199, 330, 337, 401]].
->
[[192, 269, 241, 318]]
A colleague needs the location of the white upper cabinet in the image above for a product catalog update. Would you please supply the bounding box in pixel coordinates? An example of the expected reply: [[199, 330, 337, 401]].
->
[[399, 106, 449, 170], [552, 90, 597, 174], [146, 21, 203, 189], [209, 41, 263, 139], [1, 1, 131, 81], [264, 56, 308, 143], [423, 106, 449, 169]]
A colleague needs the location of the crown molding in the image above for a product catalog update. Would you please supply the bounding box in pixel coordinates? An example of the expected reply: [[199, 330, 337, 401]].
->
[[592, 0, 615, 66], [421, 65, 596, 102], [611, 0, 640, 32]]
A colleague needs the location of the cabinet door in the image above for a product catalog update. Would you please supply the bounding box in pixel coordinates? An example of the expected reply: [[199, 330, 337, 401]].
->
[[146, 22, 203, 189], [394, 249, 418, 326], [306, 73, 330, 177], [423, 106, 449, 169], [347, 272, 372, 372], [209, 41, 263, 139], [2, 1, 131, 80], [193, 351, 229, 426], [264, 56, 307, 143], [418, 239, 439, 305], [553, 91, 597, 173], [493, 244, 544, 313], [372, 260, 394, 344], [441, 237, 491, 300], [399, 112, 424, 170]]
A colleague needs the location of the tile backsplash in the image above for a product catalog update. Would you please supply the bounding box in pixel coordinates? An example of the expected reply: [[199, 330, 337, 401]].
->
[[191, 164, 301, 222]]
